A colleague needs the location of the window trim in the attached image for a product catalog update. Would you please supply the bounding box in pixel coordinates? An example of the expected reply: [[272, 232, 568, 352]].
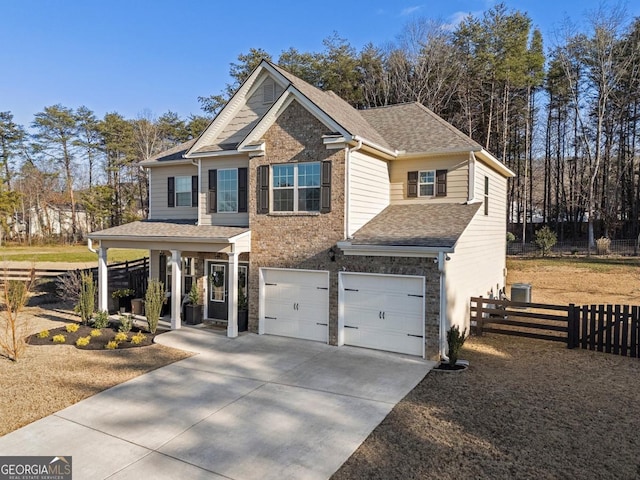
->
[[418, 170, 436, 197], [217, 168, 239, 214], [271, 161, 321, 213]]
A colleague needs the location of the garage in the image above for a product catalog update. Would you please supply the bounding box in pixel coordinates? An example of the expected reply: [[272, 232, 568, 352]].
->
[[260, 268, 329, 343], [339, 272, 425, 357]]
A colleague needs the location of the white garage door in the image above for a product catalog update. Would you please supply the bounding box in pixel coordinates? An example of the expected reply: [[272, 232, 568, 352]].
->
[[261, 268, 329, 343], [339, 272, 425, 356]]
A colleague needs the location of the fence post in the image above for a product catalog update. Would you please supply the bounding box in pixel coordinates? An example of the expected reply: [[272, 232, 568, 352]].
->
[[567, 304, 579, 349], [476, 296, 484, 336]]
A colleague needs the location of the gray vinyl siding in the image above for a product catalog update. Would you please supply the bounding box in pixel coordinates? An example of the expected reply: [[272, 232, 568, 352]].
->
[[148, 164, 198, 221], [444, 159, 508, 331], [389, 154, 468, 204], [348, 150, 390, 236], [217, 77, 285, 147], [199, 156, 250, 227]]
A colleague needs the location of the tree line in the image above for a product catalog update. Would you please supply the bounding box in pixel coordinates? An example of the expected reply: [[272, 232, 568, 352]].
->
[[0, 107, 208, 243], [2, 2, 639, 246]]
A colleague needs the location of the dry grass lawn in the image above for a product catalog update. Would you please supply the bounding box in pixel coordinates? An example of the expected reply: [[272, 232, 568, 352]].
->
[[0, 306, 191, 436], [332, 257, 640, 479]]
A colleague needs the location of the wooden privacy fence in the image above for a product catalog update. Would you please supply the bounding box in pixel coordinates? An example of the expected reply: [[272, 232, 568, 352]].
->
[[0, 257, 149, 296], [470, 297, 640, 358]]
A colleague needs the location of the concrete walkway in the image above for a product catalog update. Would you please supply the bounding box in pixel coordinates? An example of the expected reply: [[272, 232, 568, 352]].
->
[[0, 330, 435, 480]]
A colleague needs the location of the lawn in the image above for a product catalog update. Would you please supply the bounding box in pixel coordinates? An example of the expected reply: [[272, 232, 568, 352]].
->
[[0, 245, 146, 264], [332, 256, 640, 480]]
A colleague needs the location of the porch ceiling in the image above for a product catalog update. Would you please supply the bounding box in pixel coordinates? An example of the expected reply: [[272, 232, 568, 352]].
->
[[89, 220, 251, 253]]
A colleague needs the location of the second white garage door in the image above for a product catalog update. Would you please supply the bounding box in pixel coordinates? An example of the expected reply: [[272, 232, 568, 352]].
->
[[339, 272, 425, 357], [260, 268, 329, 343]]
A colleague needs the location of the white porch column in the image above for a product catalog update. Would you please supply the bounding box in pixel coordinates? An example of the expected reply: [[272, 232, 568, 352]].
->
[[170, 249, 182, 329], [98, 247, 108, 312], [227, 251, 239, 338]]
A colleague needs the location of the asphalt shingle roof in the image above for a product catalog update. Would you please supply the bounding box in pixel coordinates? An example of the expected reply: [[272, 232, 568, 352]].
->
[[349, 203, 482, 248], [89, 220, 249, 242], [359, 103, 481, 155], [140, 139, 197, 165]]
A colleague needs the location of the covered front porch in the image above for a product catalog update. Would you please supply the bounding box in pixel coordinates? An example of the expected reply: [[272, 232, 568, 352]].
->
[[88, 221, 251, 338]]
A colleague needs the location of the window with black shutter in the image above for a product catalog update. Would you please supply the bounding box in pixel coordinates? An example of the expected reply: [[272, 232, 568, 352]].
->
[[238, 167, 248, 213], [208, 169, 217, 213], [320, 161, 331, 213], [257, 165, 270, 214], [436, 170, 447, 197], [191, 175, 198, 207], [407, 171, 418, 198]]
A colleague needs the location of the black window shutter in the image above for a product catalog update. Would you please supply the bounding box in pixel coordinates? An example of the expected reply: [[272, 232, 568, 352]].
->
[[407, 171, 418, 198], [436, 170, 447, 197], [159, 254, 167, 283], [320, 160, 331, 213], [238, 167, 248, 213], [257, 165, 269, 214], [167, 177, 175, 207], [208, 169, 217, 213], [191, 175, 198, 207]]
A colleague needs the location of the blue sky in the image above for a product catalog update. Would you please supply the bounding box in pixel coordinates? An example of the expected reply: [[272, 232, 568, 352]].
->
[[1, 0, 638, 129]]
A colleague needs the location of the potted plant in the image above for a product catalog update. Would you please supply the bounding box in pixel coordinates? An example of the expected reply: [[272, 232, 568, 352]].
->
[[112, 288, 135, 313], [237, 287, 248, 332], [184, 282, 203, 325]]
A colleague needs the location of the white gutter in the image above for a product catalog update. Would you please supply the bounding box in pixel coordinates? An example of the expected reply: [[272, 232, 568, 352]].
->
[[351, 135, 398, 159], [437, 251, 449, 362], [184, 149, 246, 159], [344, 139, 363, 238], [337, 242, 454, 256]]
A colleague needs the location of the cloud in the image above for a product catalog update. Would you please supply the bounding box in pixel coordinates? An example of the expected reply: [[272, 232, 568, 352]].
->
[[443, 10, 479, 31], [400, 5, 422, 16]]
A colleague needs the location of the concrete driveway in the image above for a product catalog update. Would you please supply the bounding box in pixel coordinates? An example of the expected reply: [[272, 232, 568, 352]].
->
[[0, 329, 434, 480]]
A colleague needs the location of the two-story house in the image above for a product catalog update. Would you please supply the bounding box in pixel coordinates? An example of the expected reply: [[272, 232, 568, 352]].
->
[[89, 60, 514, 360]]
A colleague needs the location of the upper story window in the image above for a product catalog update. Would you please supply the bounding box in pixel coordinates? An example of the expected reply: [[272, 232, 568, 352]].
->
[[218, 169, 238, 213], [257, 161, 330, 215], [419, 171, 435, 197], [168, 175, 197, 208], [484, 176, 489, 215], [208, 168, 247, 214], [272, 162, 321, 212], [407, 169, 447, 198], [175, 176, 192, 206]]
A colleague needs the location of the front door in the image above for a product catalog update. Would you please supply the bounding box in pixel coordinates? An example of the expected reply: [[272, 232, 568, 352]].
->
[[208, 262, 228, 320]]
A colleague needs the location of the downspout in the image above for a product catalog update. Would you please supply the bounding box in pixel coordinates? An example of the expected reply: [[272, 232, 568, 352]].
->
[[344, 139, 362, 239], [87, 237, 97, 253], [467, 151, 477, 203], [438, 251, 448, 361]]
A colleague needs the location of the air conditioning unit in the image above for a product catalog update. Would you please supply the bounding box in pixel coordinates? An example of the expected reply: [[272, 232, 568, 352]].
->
[[511, 283, 532, 304]]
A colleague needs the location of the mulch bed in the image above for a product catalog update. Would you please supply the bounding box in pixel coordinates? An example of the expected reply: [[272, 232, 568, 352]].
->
[[28, 324, 167, 350]]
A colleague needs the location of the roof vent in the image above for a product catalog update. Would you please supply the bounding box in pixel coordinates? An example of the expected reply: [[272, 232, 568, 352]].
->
[[263, 81, 275, 104]]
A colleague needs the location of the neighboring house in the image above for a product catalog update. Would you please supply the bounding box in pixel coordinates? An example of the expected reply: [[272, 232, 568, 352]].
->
[[89, 60, 514, 360], [14, 204, 89, 239]]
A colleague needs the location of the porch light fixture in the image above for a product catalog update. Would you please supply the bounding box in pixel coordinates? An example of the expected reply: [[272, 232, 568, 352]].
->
[[328, 247, 336, 262]]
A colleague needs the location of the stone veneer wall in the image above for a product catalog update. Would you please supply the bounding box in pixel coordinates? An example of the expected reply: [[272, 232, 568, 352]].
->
[[245, 99, 442, 360]]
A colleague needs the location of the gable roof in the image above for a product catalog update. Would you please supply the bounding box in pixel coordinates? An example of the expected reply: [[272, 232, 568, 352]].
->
[[140, 139, 197, 165], [347, 203, 481, 248], [359, 103, 481, 155]]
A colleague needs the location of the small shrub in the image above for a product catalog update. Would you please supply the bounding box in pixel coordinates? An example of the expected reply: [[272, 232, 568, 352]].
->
[[92, 310, 110, 329], [65, 323, 80, 333], [145, 279, 164, 334], [52, 334, 66, 344], [90, 329, 102, 337], [105, 340, 118, 350], [114, 332, 128, 342], [76, 272, 96, 325], [596, 237, 611, 255], [75, 336, 91, 347], [130, 332, 147, 345], [446, 325, 467, 366], [534, 226, 557, 256], [118, 314, 132, 333], [37, 330, 50, 338], [506, 232, 516, 244]]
